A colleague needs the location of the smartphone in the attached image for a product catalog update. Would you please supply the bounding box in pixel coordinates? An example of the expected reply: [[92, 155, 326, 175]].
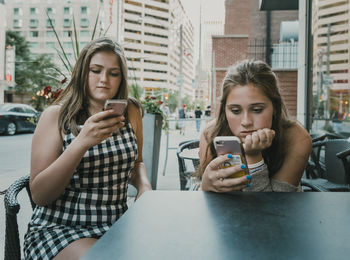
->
[[214, 136, 249, 178], [104, 99, 128, 116]]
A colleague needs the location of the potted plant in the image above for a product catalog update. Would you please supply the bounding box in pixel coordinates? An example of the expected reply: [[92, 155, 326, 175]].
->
[[140, 96, 166, 190]]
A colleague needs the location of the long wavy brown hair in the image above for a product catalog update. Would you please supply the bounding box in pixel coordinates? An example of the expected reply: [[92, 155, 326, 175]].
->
[[53, 37, 134, 136], [201, 60, 293, 177]]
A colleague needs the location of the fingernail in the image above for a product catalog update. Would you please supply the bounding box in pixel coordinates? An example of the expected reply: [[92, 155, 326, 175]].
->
[[246, 175, 251, 180], [246, 183, 251, 188], [240, 164, 246, 169], [227, 154, 232, 158]]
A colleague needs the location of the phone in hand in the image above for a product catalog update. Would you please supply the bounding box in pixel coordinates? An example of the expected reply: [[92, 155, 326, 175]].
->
[[104, 99, 128, 117], [214, 136, 249, 178]]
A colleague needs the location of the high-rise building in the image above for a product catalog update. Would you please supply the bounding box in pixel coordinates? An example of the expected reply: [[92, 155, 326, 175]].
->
[[195, 1, 224, 105], [312, 0, 350, 112], [5, 0, 119, 76], [5, 0, 195, 99], [121, 0, 195, 98]]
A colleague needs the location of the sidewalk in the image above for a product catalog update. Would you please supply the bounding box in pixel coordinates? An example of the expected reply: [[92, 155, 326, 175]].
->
[[1, 120, 204, 259]]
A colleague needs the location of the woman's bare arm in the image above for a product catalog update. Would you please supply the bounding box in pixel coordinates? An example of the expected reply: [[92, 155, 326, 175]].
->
[[128, 103, 152, 199], [272, 123, 312, 186], [30, 106, 87, 206], [30, 105, 126, 206]]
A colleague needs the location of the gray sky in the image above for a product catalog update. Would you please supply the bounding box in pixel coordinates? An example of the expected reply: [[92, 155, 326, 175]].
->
[[181, 0, 225, 62]]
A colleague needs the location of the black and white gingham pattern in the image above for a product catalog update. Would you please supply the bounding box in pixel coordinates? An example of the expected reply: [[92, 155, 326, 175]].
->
[[24, 122, 138, 259]]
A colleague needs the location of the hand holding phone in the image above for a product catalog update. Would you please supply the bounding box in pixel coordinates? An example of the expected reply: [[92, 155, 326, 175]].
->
[[104, 99, 127, 117], [214, 136, 249, 178]]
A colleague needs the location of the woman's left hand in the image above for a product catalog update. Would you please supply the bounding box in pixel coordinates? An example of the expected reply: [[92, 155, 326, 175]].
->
[[243, 128, 275, 155]]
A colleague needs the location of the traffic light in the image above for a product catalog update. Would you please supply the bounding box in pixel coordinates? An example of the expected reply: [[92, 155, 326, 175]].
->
[[164, 93, 169, 100]]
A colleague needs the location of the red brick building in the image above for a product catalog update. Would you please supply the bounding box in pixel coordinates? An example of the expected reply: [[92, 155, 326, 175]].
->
[[211, 0, 298, 118]]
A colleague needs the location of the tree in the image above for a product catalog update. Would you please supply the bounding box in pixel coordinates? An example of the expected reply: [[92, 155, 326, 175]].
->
[[6, 31, 61, 110], [168, 91, 178, 113], [6, 31, 32, 94], [129, 83, 144, 101]]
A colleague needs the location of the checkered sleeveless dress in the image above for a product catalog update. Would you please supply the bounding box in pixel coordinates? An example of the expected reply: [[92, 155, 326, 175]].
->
[[23, 122, 138, 259]]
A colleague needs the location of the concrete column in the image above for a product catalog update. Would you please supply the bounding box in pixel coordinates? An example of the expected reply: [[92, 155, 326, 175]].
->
[[297, 0, 311, 129]]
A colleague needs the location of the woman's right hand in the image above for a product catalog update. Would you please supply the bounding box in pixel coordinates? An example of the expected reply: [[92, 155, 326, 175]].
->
[[76, 109, 125, 149], [201, 154, 251, 192]]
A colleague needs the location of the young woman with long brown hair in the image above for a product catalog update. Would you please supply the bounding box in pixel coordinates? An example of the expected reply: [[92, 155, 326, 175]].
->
[[24, 37, 151, 259], [200, 60, 311, 192]]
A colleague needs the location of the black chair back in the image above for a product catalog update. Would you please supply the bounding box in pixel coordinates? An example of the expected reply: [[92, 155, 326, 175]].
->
[[4, 175, 35, 260], [324, 140, 350, 184], [176, 140, 200, 190]]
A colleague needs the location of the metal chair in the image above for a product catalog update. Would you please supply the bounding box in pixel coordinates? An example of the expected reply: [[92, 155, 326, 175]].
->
[[306, 132, 344, 179], [302, 139, 350, 191], [4, 175, 35, 260], [176, 140, 200, 190], [337, 146, 350, 177]]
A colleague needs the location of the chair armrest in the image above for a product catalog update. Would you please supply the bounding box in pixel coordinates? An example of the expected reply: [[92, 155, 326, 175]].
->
[[4, 175, 31, 215], [4, 175, 31, 260], [300, 178, 329, 192], [336, 147, 350, 159]]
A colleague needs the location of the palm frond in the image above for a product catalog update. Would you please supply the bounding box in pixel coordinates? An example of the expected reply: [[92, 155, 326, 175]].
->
[[55, 48, 71, 75], [104, 23, 112, 36], [46, 11, 73, 72], [91, 7, 100, 41], [51, 66, 68, 78], [72, 16, 80, 61]]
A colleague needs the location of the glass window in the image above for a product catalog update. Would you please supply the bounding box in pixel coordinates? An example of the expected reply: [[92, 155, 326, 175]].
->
[[30, 7, 38, 15], [47, 7, 54, 15], [10, 107, 24, 113], [63, 31, 72, 37], [311, 1, 350, 137], [29, 19, 39, 28], [13, 8, 20, 15], [13, 19, 22, 28], [64, 7, 71, 15], [63, 42, 72, 49], [63, 18, 72, 27], [80, 30, 90, 37], [46, 19, 55, 27], [80, 42, 88, 48], [46, 31, 56, 37], [80, 18, 89, 28], [28, 42, 39, 48], [81, 6, 88, 14], [46, 42, 55, 49], [29, 31, 39, 37]]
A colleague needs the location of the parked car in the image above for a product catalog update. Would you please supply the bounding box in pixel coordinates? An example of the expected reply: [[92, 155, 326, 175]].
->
[[0, 103, 40, 135]]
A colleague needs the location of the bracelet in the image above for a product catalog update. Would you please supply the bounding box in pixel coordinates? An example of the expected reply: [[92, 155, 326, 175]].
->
[[249, 164, 266, 175], [248, 159, 264, 169]]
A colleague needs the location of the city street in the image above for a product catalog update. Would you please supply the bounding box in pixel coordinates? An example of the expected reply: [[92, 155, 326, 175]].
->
[[0, 120, 203, 259]]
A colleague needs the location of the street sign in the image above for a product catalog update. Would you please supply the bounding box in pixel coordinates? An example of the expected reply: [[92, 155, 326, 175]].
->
[[323, 75, 333, 85], [5, 46, 15, 83], [176, 74, 184, 86]]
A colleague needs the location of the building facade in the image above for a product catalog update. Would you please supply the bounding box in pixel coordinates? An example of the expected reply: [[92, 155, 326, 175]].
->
[[0, 0, 6, 103], [312, 0, 350, 116], [121, 0, 194, 98], [5, 0, 195, 100], [195, 6, 224, 106], [211, 0, 298, 116]]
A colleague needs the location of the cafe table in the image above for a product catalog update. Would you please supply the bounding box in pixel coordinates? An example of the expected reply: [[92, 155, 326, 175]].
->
[[82, 191, 350, 260]]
